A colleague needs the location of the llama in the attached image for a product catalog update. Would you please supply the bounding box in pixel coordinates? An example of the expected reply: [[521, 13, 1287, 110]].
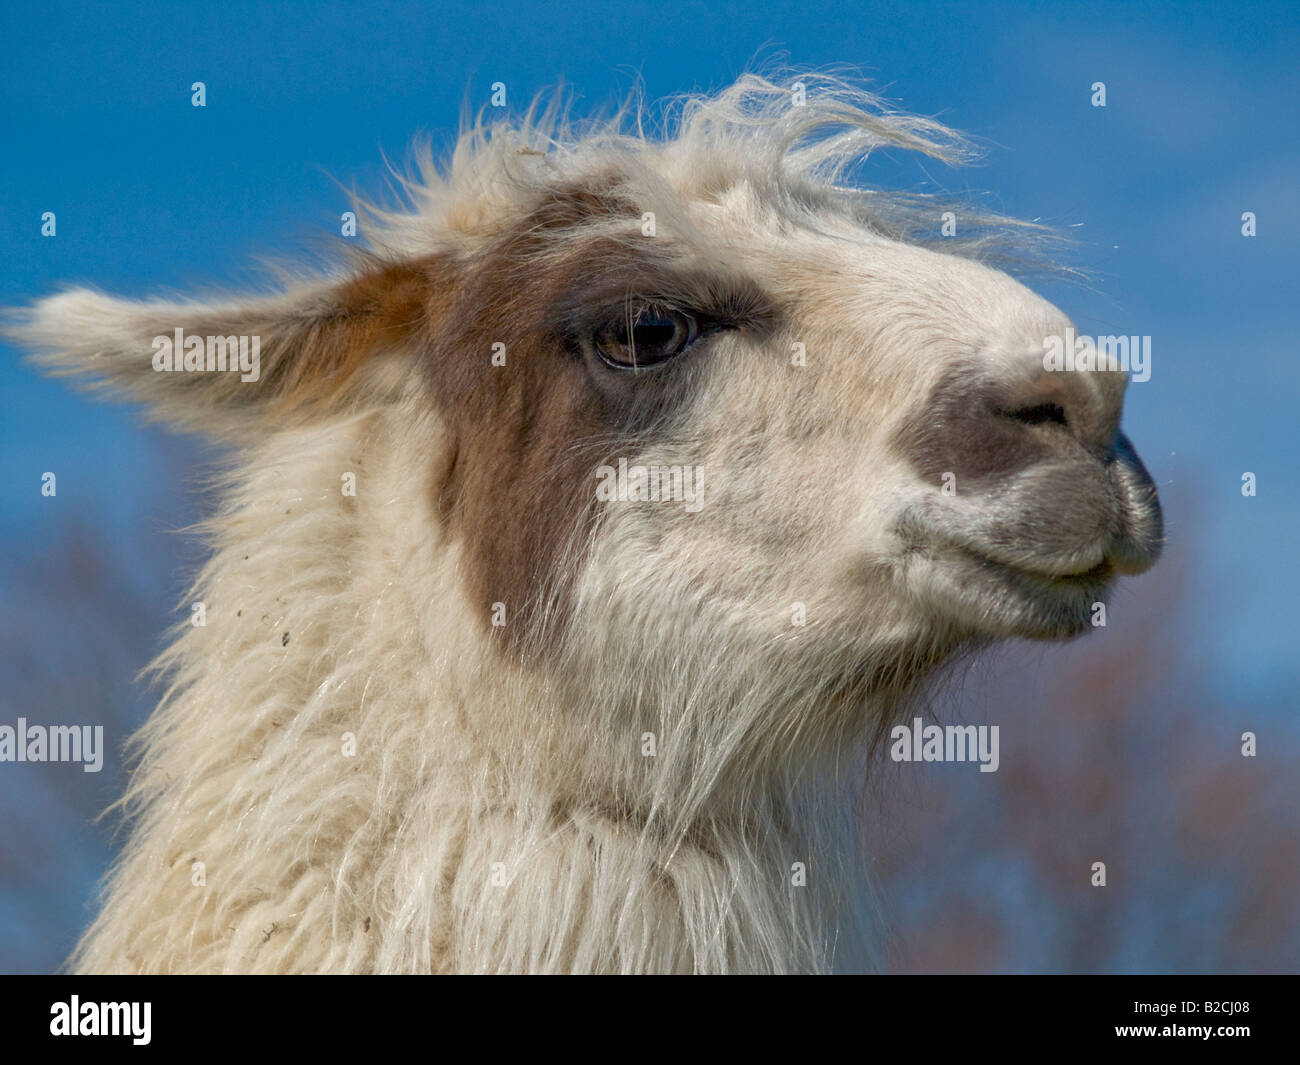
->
[[8, 73, 1162, 973]]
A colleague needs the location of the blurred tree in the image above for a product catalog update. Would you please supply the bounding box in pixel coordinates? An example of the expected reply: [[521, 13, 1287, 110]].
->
[[0, 437, 204, 973]]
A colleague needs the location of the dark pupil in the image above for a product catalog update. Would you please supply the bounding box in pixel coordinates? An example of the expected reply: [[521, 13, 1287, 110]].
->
[[627, 317, 676, 350]]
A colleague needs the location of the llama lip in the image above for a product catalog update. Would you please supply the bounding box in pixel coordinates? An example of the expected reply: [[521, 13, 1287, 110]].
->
[[1105, 438, 1164, 574], [904, 519, 1117, 584], [960, 549, 1114, 588], [953, 543, 1115, 584], [908, 540, 1116, 639]]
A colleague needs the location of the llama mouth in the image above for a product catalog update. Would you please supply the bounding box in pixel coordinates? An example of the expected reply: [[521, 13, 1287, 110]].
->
[[896, 436, 1161, 639], [957, 547, 1114, 585], [909, 541, 1116, 639]]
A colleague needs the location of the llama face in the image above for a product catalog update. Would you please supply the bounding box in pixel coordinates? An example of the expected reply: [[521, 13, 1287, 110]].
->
[[459, 181, 1165, 704]]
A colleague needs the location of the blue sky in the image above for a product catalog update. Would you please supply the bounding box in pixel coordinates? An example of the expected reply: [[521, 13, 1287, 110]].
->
[[1, 0, 1297, 970]]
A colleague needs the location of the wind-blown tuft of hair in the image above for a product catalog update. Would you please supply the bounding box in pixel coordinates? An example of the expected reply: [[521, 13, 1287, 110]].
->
[[359, 70, 1061, 273]]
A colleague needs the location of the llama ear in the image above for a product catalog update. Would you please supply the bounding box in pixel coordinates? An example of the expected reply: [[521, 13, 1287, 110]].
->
[[4, 257, 436, 438]]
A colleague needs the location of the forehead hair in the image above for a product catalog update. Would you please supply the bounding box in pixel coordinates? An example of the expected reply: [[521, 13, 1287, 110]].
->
[[354, 71, 1061, 276]]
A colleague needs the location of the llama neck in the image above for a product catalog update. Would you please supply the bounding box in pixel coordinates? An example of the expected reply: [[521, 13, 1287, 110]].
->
[[74, 412, 878, 973]]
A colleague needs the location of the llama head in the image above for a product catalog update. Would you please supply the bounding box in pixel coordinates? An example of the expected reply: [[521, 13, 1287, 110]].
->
[[7, 75, 1162, 767]]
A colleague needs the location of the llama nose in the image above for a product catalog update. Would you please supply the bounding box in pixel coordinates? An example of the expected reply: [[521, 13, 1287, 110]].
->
[[897, 350, 1134, 487], [995, 346, 1129, 453]]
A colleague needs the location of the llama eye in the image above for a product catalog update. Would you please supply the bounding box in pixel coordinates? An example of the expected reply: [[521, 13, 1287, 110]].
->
[[593, 307, 699, 370]]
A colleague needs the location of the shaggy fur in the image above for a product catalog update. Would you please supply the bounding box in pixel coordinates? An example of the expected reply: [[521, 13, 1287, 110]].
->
[[7, 72, 1161, 973]]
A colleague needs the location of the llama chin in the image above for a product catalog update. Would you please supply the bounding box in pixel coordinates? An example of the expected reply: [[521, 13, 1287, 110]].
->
[[6, 71, 1161, 974]]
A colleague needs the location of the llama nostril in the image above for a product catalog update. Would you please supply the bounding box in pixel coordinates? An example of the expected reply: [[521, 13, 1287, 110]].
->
[[999, 402, 1069, 429]]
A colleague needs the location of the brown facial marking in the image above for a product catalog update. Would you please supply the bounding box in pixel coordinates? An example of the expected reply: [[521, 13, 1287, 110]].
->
[[424, 184, 648, 651], [420, 181, 776, 652]]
